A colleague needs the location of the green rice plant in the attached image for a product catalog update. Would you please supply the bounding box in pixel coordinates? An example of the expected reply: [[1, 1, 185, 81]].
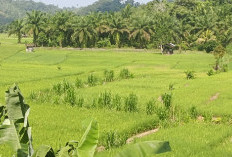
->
[[124, 93, 138, 112], [190, 106, 198, 119], [119, 68, 134, 79], [28, 90, 37, 100], [105, 131, 118, 149], [169, 83, 174, 91], [156, 107, 168, 120], [62, 79, 72, 93], [161, 93, 172, 109], [88, 74, 98, 86], [104, 70, 114, 82], [91, 98, 97, 108], [207, 69, 215, 76], [76, 97, 84, 107], [52, 82, 62, 95], [113, 94, 122, 111], [184, 70, 195, 79], [146, 100, 156, 115], [98, 91, 112, 109], [75, 78, 84, 88], [64, 87, 76, 106]]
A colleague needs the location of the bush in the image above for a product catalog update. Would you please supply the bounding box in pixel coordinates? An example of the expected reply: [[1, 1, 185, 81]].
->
[[161, 93, 172, 109], [96, 38, 111, 48], [87, 74, 98, 86], [52, 82, 63, 95], [204, 40, 218, 53], [207, 69, 215, 76], [185, 70, 195, 79], [146, 100, 156, 115], [222, 64, 229, 72], [104, 70, 114, 82], [120, 68, 134, 79], [124, 93, 138, 112], [113, 94, 122, 111], [75, 78, 83, 88]]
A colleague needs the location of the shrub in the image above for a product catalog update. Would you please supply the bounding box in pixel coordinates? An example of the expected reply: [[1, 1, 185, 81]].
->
[[222, 64, 229, 72], [98, 91, 112, 109], [64, 87, 76, 106], [207, 69, 215, 76], [124, 93, 138, 112], [184, 70, 195, 79], [75, 78, 83, 88], [87, 74, 98, 86], [146, 100, 156, 115], [161, 93, 172, 109], [120, 68, 134, 79], [113, 94, 122, 111], [104, 70, 114, 82], [204, 40, 218, 53]]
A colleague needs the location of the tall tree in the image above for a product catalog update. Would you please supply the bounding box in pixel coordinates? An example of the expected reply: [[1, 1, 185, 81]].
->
[[26, 10, 44, 45], [8, 19, 24, 43]]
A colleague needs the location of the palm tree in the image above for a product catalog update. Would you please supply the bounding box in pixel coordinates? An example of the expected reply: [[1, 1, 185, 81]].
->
[[72, 17, 97, 48], [26, 10, 44, 45], [8, 19, 24, 43], [100, 13, 130, 47], [130, 16, 154, 48]]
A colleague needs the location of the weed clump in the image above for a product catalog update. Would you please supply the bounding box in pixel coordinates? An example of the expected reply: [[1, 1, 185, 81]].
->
[[124, 93, 138, 112], [184, 70, 195, 79], [190, 106, 198, 119], [120, 68, 134, 79], [207, 69, 215, 76], [104, 70, 114, 82]]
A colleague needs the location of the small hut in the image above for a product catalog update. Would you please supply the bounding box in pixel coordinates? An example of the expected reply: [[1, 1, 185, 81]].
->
[[26, 44, 35, 52], [161, 43, 176, 55]]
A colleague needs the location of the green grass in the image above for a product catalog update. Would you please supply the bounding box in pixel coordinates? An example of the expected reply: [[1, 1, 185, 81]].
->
[[0, 33, 232, 156]]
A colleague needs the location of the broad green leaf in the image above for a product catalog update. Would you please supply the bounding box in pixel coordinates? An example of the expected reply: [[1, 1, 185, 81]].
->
[[5, 85, 29, 121], [0, 120, 21, 151], [57, 146, 70, 157], [115, 141, 171, 157], [76, 120, 99, 157], [32, 145, 55, 157]]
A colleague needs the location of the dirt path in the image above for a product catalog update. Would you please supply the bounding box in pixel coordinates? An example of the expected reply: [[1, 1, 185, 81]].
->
[[126, 128, 159, 144], [97, 128, 159, 152], [209, 93, 220, 102]]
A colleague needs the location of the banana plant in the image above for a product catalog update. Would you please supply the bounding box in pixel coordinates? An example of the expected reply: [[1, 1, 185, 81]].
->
[[0, 85, 171, 157]]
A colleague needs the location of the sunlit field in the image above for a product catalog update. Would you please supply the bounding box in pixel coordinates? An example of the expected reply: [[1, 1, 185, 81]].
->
[[0, 34, 232, 156]]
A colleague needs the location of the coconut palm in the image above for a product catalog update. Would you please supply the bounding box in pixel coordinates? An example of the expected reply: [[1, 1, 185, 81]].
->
[[130, 16, 154, 48], [26, 10, 44, 45], [8, 19, 24, 43], [100, 13, 130, 47]]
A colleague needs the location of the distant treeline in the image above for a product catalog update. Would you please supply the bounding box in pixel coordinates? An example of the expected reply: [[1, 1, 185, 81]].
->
[[7, 0, 232, 51]]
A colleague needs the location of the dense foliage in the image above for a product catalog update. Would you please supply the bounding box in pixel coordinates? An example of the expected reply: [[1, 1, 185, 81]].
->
[[8, 0, 232, 50], [0, 0, 59, 27]]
